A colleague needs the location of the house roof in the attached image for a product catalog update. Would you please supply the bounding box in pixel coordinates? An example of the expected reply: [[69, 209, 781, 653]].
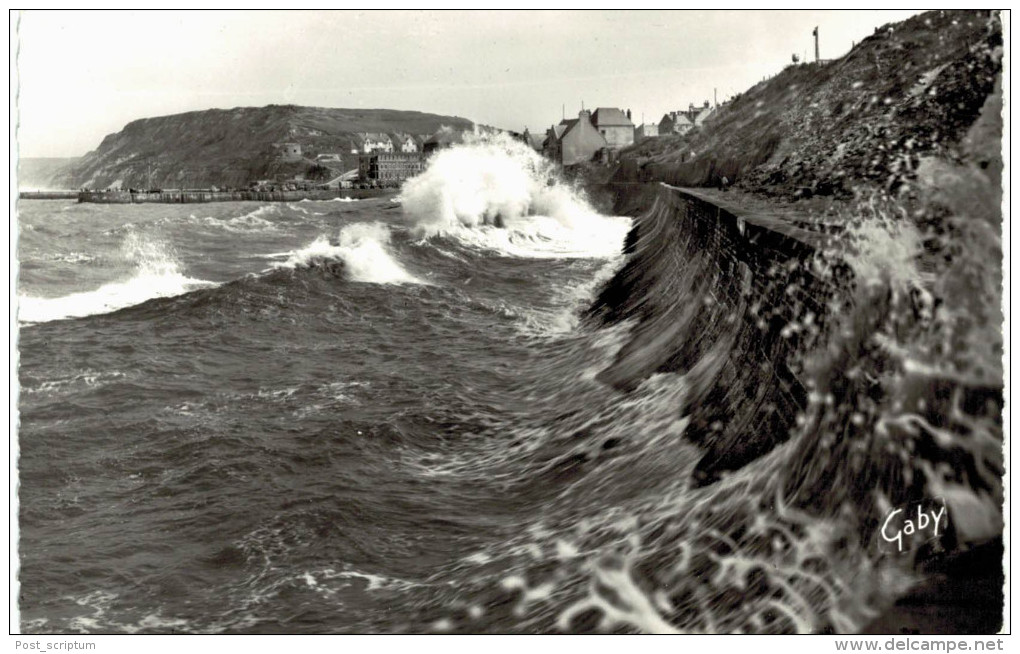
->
[[661, 112, 694, 126], [694, 106, 715, 121], [591, 108, 633, 127], [388, 133, 416, 146], [550, 117, 607, 149], [560, 118, 584, 139]]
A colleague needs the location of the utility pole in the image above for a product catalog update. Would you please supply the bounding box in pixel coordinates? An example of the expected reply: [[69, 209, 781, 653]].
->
[[714, 88, 718, 107], [813, 26, 819, 62]]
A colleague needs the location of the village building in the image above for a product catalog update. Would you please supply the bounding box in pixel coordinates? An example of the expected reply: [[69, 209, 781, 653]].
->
[[505, 128, 542, 151], [635, 123, 659, 140], [659, 101, 716, 136], [390, 134, 419, 153], [524, 128, 544, 152], [590, 108, 635, 149], [361, 133, 394, 154], [273, 142, 303, 162], [358, 152, 425, 184], [542, 124, 566, 160], [691, 101, 715, 126], [659, 111, 694, 136], [544, 109, 608, 166]]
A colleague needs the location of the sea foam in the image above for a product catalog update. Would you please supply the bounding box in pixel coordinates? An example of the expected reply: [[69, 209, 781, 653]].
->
[[272, 223, 423, 285], [19, 233, 214, 324], [398, 131, 630, 259]]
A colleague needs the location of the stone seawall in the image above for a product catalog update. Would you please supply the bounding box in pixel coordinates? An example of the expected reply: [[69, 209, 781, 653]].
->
[[587, 183, 1003, 632], [588, 183, 848, 484]]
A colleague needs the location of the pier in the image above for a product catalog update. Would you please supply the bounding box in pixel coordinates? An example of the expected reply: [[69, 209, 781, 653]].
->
[[18, 191, 80, 200], [18, 188, 395, 204], [74, 188, 393, 204]]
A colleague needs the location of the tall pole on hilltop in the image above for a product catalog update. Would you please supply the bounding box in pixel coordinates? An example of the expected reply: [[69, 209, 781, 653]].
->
[[813, 26, 819, 62]]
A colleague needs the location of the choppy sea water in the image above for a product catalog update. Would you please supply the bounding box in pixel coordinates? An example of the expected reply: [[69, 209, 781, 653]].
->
[[16, 136, 1002, 634]]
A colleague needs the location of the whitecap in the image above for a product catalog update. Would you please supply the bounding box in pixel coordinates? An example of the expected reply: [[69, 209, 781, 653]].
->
[[272, 223, 423, 285]]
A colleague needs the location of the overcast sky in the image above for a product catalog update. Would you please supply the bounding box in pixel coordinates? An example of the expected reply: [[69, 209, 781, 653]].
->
[[15, 9, 923, 158]]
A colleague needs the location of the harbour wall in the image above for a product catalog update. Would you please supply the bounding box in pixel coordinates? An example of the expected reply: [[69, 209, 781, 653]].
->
[[74, 188, 393, 204], [18, 191, 80, 200]]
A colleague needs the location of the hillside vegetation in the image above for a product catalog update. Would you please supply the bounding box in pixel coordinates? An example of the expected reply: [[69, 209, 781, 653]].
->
[[55, 105, 474, 190], [618, 10, 1002, 203]]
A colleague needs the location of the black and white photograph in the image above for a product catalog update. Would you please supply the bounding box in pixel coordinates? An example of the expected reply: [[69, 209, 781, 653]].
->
[[10, 8, 1008, 642]]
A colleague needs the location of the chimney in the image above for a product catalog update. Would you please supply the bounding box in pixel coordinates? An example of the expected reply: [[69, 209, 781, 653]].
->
[[689, 102, 695, 112], [626, 108, 632, 121], [704, 100, 710, 108]]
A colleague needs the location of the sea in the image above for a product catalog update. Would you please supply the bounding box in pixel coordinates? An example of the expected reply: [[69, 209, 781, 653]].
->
[[15, 135, 1003, 634]]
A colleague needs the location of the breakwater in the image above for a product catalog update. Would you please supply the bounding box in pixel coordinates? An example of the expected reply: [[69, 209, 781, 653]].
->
[[19, 191, 80, 200], [75, 188, 392, 204]]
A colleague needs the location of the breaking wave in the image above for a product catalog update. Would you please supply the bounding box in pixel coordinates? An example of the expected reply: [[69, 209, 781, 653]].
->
[[399, 131, 630, 259], [271, 223, 424, 285], [18, 233, 215, 324]]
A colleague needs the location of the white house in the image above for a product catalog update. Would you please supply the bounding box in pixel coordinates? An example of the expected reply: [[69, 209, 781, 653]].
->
[[361, 133, 394, 154], [635, 123, 659, 139], [391, 134, 419, 153]]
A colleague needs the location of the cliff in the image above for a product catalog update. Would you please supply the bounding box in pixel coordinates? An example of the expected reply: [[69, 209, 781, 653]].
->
[[54, 105, 474, 190]]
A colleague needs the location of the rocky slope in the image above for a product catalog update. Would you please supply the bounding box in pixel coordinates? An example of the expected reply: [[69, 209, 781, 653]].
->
[[618, 10, 1002, 203], [55, 105, 474, 190]]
